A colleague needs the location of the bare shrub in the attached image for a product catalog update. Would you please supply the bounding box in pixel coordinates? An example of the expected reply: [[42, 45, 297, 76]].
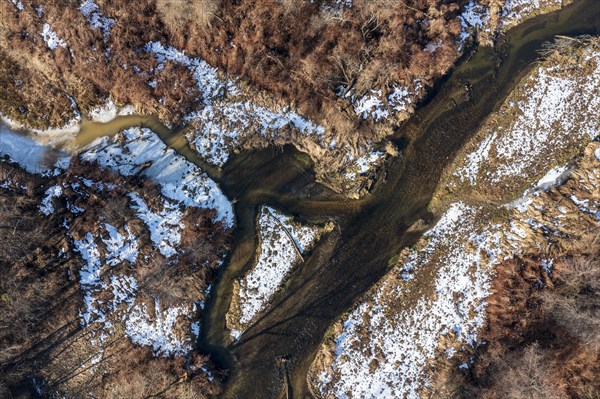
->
[[278, 0, 310, 15], [142, 206, 231, 305], [485, 343, 567, 399], [1, 0, 466, 135], [156, 0, 222, 32], [543, 256, 600, 349], [0, 160, 229, 398], [450, 251, 600, 399], [100, 346, 219, 399]]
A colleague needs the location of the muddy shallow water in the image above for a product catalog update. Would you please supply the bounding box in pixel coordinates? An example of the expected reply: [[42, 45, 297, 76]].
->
[[2, 2, 598, 397]]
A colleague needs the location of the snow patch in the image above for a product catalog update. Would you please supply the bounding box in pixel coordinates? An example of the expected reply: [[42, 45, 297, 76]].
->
[[72, 222, 199, 357], [117, 104, 137, 116], [502, 0, 562, 27], [88, 100, 118, 123], [345, 151, 384, 180], [40, 23, 66, 50], [234, 206, 320, 334], [454, 50, 600, 189], [145, 42, 326, 168], [125, 299, 195, 357], [185, 101, 325, 167], [0, 126, 70, 175], [534, 165, 570, 190], [145, 41, 231, 105], [102, 224, 139, 265], [128, 192, 183, 258], [80, 0, 114, 37], [81, 127, 233, 227], [458, 1, 491, 47], [354, 90, 389, 122], [39, 185, 63, 215], [10, 0, 24, 11], [456, 132, 497, 185]]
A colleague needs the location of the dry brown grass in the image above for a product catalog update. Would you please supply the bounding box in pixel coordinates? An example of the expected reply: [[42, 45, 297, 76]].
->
[[0, 164, 80, 396], [0, 0, 464, 132], [480, 343, 567, 399], [156, 0, 222, 32], [542, 256, 600, 349], [98, 344, 221, 399]]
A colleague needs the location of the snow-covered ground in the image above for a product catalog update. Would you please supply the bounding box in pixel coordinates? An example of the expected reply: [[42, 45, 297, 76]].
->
[[313, 203, 506, 398], [39, 185, 63, 215], [86, 101, 136, 123], [453, 45, 600, 194], [125, 299, 196, 357], [1, 123, 228, 358], [324, 0, 568, 124], [81, 126, 234, 227], [460, 1, 490, 31], [457, 0, 568, 48], [145, 41, 234, 105], [501, 0, 563, 28], [72, 221, 197, 356], [458, 0, 491, 47], [128, 192, 184, 258], [184, 101, 325, 167], [40, 23, 66, 50], [87, 100, 117, 123], [353, 90, 389, 122], [28, 174, 203, 357], [344, 151, 385, 180], [341, 82, 422, 123], [80, 0, 114, 38], [0, 124, 71, 174], [231, 206, 321, 335]]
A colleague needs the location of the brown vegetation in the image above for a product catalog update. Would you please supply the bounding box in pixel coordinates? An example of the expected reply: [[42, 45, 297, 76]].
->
[[0, 160, 231, 398], [428, 251, 600, 399], [0, 163, 81, 398], [0, 0, 464, 130], [426, 143, 600, 399], [0, 47, 78, 129], [168, 0, 462, 120], [156, 0, 222, 32]]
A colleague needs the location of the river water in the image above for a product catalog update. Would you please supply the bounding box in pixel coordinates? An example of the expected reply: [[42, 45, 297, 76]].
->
[[1, 1, 598, 397]]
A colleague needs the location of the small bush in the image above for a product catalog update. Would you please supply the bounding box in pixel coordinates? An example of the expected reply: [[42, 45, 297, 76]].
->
[[156, 0, 222, 32]]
